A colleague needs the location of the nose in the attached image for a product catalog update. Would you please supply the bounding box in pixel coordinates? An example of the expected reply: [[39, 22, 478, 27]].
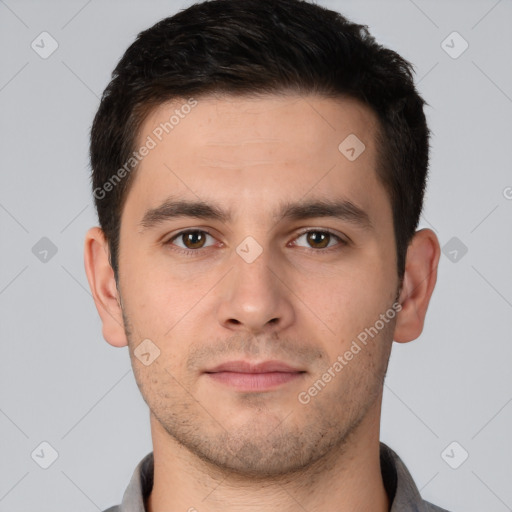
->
[[216, 248, 295, 335]]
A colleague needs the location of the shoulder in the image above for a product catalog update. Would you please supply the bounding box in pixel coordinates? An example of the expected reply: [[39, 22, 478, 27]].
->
[[380, 442, 452, 512], [102, 507, 120, 512], [424, 501, 451, 512]]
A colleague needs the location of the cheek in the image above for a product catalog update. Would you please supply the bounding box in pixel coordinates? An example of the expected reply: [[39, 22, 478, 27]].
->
[[121, 252, 182, 318], [315, 270, 396, 349], [121, 267, 211, 368], [130, 355, 180, 415]]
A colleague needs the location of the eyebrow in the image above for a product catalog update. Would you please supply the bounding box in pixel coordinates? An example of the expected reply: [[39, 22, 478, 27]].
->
[[139, 196, 373, 232], [139, 198, 230, 231], [276, 198, 372, 230]]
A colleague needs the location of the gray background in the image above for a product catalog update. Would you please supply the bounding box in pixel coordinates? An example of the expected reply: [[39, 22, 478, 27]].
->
[[1, 0, 511, 510]]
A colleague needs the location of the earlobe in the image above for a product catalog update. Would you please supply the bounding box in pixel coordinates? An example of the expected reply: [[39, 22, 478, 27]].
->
[[393, 228, 440, 344], [83, 227, 128, 347]]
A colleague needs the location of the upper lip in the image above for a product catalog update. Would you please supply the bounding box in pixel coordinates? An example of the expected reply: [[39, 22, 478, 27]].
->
[[205, 360, 304, 374]]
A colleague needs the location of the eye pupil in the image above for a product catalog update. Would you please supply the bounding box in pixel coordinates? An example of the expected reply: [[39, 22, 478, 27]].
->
[[184, 231, 205, 249], [307, 231, 330, 248]]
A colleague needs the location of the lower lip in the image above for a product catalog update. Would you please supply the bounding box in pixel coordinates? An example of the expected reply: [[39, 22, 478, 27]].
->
[[206, 371, 304, 391]]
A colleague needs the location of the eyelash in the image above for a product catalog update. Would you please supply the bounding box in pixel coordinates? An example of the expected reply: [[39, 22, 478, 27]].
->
[[164, 228, 348, 256]]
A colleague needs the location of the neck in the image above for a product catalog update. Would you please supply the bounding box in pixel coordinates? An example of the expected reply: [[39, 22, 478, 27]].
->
[[146, 401, 390, 512]]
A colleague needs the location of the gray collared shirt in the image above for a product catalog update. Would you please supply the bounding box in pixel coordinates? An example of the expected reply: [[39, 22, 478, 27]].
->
[[103, 442, 450, 512]]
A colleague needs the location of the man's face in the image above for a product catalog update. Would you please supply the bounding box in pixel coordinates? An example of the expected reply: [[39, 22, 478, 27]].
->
[[117, 94, 400, 476]]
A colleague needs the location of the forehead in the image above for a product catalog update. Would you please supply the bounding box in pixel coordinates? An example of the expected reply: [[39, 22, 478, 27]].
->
[[139, 93, 378, 159], [125, 93, 389, 227]]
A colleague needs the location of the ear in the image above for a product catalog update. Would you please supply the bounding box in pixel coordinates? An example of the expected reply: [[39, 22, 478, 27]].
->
[[393, 228, 440, 344], [84, 227, 128, 347]]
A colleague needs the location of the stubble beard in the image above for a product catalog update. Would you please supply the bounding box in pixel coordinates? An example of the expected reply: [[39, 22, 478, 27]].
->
[[121, 302, 394, 482]]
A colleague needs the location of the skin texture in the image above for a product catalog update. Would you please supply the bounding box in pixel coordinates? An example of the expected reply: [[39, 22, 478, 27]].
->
[[84, 94, 440, 512]]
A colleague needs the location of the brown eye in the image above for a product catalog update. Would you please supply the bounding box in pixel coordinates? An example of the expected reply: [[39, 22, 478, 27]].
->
[[181, 231, 207, 249], [293, 230, 345, 250], [168, 230, 216, 251], [306, 231, 331, 248]]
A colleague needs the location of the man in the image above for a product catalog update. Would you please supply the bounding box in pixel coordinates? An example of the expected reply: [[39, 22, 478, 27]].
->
[[84, 0, 447, 510]]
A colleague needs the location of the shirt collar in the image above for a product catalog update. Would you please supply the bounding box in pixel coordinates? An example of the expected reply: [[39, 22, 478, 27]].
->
[[380, 443, 432, 512]]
